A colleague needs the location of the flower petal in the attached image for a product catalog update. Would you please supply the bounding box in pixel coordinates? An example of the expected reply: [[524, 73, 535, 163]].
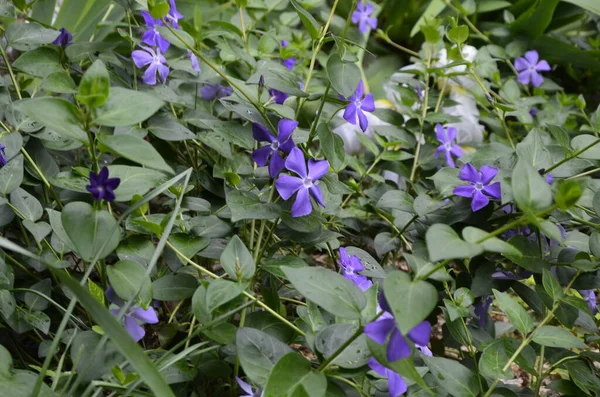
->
[[158, 64, 170, 83], [530, 71, 544, 87], [480, 165, 498, 185], [143, 63, 158, 85], [388, 370, 408, 397], [454, 185, 475, 198], [524, 50, 539, 65], [355, 80, 364, 98], [514, 57, 529, 71], [361, 93, 376, 112], [387, 328, 411, 362], [367, 357, 387, 377], [445, 150, 455, 168], [278, 119, 298, 144], [435, 124, 446, 143], [132, 50, 153, 67], [364, 318, 396, 344], [483, 182, 501, 199], [141, 11, 155, 27], [407, 321, 431, 346], [357, 109, 369, 132], [252, 146, 272, 167], [446, 126, 457, 142], [517, 70, 532, 85], [309, 185, 325, 207], [343, 103, 357, 125], [291, 187, 312, 217], [307, 159, 329, 180], [132, 307, 159, 324], [450, 145, 463, 158], [275, 174, 303, 200], [459, 163, 479, 183], [105, 287, 124, 307], [252, 123, 274, 143], [157, 36, 170, 53], [536, 59, 551, 71], [268, 150, 286, 178], [284, 147, 308, 179], [471, 190, 489, 212], [124, 316, 146, 342], [236, 377, 254, 395]]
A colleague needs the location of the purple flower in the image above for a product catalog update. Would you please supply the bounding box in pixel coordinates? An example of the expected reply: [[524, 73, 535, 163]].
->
[[0, 144, 6, 168], [546, 173, 553, 184], [339, 248, 373, 291], [340, 80, 375, 132], [188, 50, 200, 73], [368, 358, 407, 397], [492, 266, 532, 281], [580, 290, 597, 314], [53, 27, 72, 46], [529, 108, 538, 117], [202, 84, 233, 100], [141, 12, 170, 53], [86, 167, 121, 202], [514, 50, 551, 88], [269, 89, 289, 105], [252, 119, 297, 177], [474, 296, 493, 327], [132, 45, 169, 85], [236, 377, 263, 397], [165, 0, 183, 29], [453, 164, 501, 212], [275, 147, 329, 218], [352, 2, 377, 34], [106, 287, 159, 342], [281, 40, 296, 70], [435, 124, 463, 167], [364, 293, 432, 362]]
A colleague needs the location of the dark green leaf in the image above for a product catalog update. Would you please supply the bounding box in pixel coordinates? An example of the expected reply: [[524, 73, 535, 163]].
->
[[152, 274, 197, 301], [93, 88, 164, 127], [220, 236, 255, 282], [532, 326, 586, 348], [422, 356, 480, 397], [264, 352, 326, 397], [98, 134, 174, 174], [237, 327, 292, 386], [426, 224, 483, 262], [77, 59, 110, 107], [493, 289, 534, 334]]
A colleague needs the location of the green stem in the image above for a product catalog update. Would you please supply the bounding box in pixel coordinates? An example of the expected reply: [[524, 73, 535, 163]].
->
[[544, 138, 600, 175], [410, 45, 432, 183], [306, 82, 331, 147], [376, 32, 420, 58], [341, 150, 385, 208], [0, 42, 22, 99], [443, 0, 490, 43]]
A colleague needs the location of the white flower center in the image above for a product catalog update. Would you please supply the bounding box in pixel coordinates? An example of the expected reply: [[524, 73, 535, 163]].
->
[[474, 182, 483, 191], [271, 141, 279, 151], [444, 142, 452, 150], [152, 55, 162, 65], [303, 177, 313, 188]]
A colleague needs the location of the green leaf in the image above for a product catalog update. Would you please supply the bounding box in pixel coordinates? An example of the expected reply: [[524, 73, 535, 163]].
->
[[542, 269, 563, 302], [220, 236, 255, 282], [106, 260, 152, 303], [426, 224, 483, 262], [315, 324, 370, 369], [377, 190, 415, 213], [237, 327, 292, 386], [168, 233, 209, 264], [282, 266, 366, 319], [92, 87, 164, 127], [344, 247, 386, 279], [0, 154, 23, 196], [383, 271, 437, 333], [77, 59, 110, 107], [53, 270, 175, 397], [24, 279, 52, 311], [264, 352, 326, 397], [108, 165, 167, 201], [404, 253, 452, 282], [479, 339, 513, 379], [532, 326, 586, 348], [205, 279, 246, 313], [512, 158, 553, 212], [326, 54, 361, 98], [14, 97, 87, 142], [155, 26, 195, 50], [61, 202, 121, 263], [98, 134, 174, 174], [448, 25, 469, 44], [317, 124, 346, 172], [10, 187, 43, 222], [511, 0, 559, 38], [226, 190, 281, 222], [493, 289, 534, 334], [562, 0, 600, 15], [41, 72, 77, 94], [422, 356, 480, 397], [289, 0, 320, 39], [152, 274, 197, 301], [13, 47, 62, 78], [462, 226, 521, 257], [570, 134, 600, 159], [5, 22, 59, 51], [149, 0, 169, 18], [516, 129, 552, 170], [147, 115, 195, 141], [410, 0, 446, 37]]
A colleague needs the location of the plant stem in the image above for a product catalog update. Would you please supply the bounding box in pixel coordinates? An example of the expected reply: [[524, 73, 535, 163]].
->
[[544, 138, 600, 174], [410, 45, 432, 183], [0, 42, 22, 99], [376, 32, 420, 58]]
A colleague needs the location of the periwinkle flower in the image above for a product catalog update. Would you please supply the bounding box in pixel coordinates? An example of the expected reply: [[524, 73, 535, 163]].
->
[[453, 164, 501, 212], [580, 290, 597, 314], [546, 174, 553, 184], [339, 247, 373, 291], [269, 89, 289, 105], [141, 12, 170, 53], [53, 27, 72, 46], [252, 119, 297, 177], [132, 45, 170, 85], [280, 40, 296, 70], [474, 296, 493, 327], [368, 358, 407, 397], [236, 377, 263, 397], [275, 147, 329, 218], [0, 144, 6, 167], [341, 80, 375, 132], [514, 50, 551, 88], [165, 0, 183, 28], [187, 50, 200, 73], [529, 108, 538, 117], [86, 166, 121, 202], [352, 2, 377, 34], [202, 84, 233, 100], [365, 293, 432, 362], [435, 124, 463, 167], [106, 287, 158, 342]]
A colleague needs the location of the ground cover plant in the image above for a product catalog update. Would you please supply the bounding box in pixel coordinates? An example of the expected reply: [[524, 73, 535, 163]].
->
[[1, 0, 600, 396]]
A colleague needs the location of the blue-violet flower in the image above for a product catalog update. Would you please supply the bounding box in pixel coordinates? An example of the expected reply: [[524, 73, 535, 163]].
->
[[339, 247, 373, 291], [106, 287, 158, 342], [341, 80, 375, 132], [435, 124, 463, 167], [132, 45, 170, 85], [86, 166, 121, 202], [352, 2, 377, 34], [580, 290, 597, 314], [141, 12, 170, 53], [165, 0, 183, 29], [514, 50, 551, 88], [0, 144, 6, 167], [202, 84, 233, 100], [281, 40, 296, 70], [453, 164, 501, 212], [53, 27, 72, 46], [252, 119, 297, 177], [368, 358, 407, 397], [188, 50, 200, 73], [474, 296, 493, 327]]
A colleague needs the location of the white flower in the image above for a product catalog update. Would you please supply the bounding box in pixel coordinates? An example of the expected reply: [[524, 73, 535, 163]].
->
[[333, 102, 391, 154], [443, 88, 484, 144]]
